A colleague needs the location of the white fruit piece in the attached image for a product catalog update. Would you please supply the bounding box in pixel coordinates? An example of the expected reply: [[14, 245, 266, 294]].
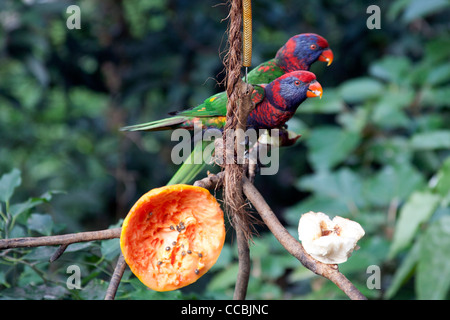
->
[[298, 211, 365, 264]]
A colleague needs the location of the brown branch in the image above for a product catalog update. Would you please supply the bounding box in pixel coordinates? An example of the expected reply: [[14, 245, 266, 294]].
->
[[241, 176, 367, 300], [233, 227, 251, 300], [0, 227, 125, 300], [0, 228, 121, 250], [104, 252, 127, 300], [193, 171, 224, 189]]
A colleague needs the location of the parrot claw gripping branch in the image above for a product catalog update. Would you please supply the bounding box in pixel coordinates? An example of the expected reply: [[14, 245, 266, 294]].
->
[[0, 0, 366, 301]]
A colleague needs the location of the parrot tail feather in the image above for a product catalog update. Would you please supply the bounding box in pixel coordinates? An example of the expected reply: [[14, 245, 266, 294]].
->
[[120, 116, 187, 132]]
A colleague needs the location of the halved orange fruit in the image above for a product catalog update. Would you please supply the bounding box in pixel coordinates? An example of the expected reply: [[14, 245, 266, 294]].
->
[[120, 184, 225, 292]]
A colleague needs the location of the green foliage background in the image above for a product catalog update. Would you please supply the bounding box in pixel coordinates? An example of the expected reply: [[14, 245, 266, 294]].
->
[[0, 0, 449, 299]]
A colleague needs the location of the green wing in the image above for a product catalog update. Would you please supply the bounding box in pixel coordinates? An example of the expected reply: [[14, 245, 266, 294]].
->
[[172, 58, 282, 120], [247, 58, 284, 84], [172, 92, 228, 118]]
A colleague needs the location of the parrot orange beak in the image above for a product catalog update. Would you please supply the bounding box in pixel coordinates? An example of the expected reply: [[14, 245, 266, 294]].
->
[[307, 81, 323, 99], [319, 48, 334, 66]]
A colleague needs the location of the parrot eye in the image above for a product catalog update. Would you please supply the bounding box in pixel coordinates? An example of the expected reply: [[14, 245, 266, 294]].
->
[[294, 80, 301, 86], [310, 44, 317, 50]]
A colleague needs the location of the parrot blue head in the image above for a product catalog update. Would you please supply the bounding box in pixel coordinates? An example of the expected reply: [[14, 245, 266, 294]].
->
[[265, 71, 323, 111], [275, 33, 334, 72]]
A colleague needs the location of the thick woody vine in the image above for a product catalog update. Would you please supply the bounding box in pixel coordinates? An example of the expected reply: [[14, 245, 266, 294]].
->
[[0, 0, 367, 301]]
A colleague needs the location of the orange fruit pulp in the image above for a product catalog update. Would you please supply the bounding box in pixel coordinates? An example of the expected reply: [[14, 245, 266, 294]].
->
[[120, 184, 226, 291]]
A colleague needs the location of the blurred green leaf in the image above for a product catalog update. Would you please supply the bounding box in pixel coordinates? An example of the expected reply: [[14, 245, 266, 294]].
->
[[0, 168, 21, 203], [64, 242, 93, 253], [23, 246, 55, 261], [27, 213, 54, 236], [261, 254, 296, 279], [372, 105, 410, 129], [297, 168, 365, 209], [210, 243, 233, 270], [284, 195, 350, 226], [207, 263, 239, 292], [25, 56, 49, 87], [288, 265, 315, 283], [363, 164, 425, 207], [369, 56, 412, 85], [371, 90, 414, 129], [389, 191, 441, 258], [402, 0, 450, 23], [299, 89, 343, 114], [10, 190, 64, 218], [100, 238, 121, 261], [427, 62, 450, 86], [337, 107, 370, 133], [424, 37, 450, 64], [433, 157, 450, 201], [306, 126, 360, 171], [339, 77, 384, 104], [124, 278, 187, 300], [387, 0, 413, 21], [410, 130, 450, 150], [416, 215, 450, 299], [386, 241, 420, 299], [369, 136, 413, 166], [0, 272, 7, 287], [78, 280, 109, 300], [421, 86, 450, 108], [247, 279, 283, 300], [18, 265, 45, 288], [338, 236, 390, 275]]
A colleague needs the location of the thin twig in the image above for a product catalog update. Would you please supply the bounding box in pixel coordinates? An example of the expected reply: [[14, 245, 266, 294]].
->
[[105, 252, 127, 300], [0, 228, 121, 250], [49, 243, 69, 262], [241, 176, 367, 300]]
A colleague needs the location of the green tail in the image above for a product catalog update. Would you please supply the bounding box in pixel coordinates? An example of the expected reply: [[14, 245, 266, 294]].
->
[[122, 116, 219, 185], [167, 140, 212, 185], [120, 116, 187, 132]]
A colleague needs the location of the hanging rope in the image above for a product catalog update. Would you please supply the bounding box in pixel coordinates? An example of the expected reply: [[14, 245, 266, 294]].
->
[[223, 0, 245, 236], [222, 0, 257, 243], [221, 0, 255, 300]]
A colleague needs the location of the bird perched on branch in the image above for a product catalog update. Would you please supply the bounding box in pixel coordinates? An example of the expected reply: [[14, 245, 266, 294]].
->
[[121, 33, 332, 184]]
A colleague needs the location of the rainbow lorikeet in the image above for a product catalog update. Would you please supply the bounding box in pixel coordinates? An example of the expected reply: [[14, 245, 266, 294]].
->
[[122, 33, 333, 183], [121, 71, 322, 132]]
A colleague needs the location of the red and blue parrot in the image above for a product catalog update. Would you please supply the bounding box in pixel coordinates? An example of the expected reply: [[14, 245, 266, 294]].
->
[[121, 33, 333, 184]]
